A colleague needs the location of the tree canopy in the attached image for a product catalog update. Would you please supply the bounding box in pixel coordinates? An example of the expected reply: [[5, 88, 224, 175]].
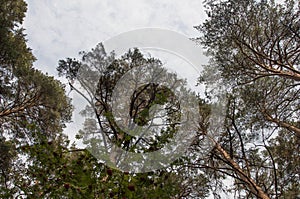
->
[[57, 43, 210, 198], [1, 0, 299, 198]]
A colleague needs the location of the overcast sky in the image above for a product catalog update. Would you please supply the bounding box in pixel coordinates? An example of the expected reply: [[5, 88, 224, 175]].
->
[[23, 0, 208, 75]]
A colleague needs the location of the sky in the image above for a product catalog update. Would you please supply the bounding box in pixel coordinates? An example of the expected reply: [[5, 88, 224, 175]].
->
[[23, 0, 208, 76], [23, 0, 209, 142]]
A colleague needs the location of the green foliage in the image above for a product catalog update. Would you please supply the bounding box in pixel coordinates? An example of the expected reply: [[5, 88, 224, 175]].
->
[[2, 0, 298, 198], [196, 0, 299, 83], [196, 0, 300, 198], [0, 0, 72, 197], [0, 0, 34, 68]]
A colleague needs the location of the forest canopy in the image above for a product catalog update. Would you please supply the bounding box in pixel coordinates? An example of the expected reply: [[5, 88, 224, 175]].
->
[[0, 0, 299, 198]]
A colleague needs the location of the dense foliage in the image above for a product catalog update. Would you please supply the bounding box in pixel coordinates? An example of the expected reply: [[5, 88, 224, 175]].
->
[[0, 0, 72, 198]]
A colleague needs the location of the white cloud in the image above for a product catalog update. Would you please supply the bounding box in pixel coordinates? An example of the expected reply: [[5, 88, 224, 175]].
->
[[24, 0, 207, 74]]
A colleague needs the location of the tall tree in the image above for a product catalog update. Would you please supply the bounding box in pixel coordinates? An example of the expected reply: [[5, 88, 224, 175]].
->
[[57, 43, 210, 198], [194, 0, 299, 198], [0, 0, 72, 197]]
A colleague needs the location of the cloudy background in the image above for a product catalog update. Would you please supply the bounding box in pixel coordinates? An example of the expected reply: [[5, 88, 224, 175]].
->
[[23, 0, 207, 74], [23, 0, 209, 147]]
